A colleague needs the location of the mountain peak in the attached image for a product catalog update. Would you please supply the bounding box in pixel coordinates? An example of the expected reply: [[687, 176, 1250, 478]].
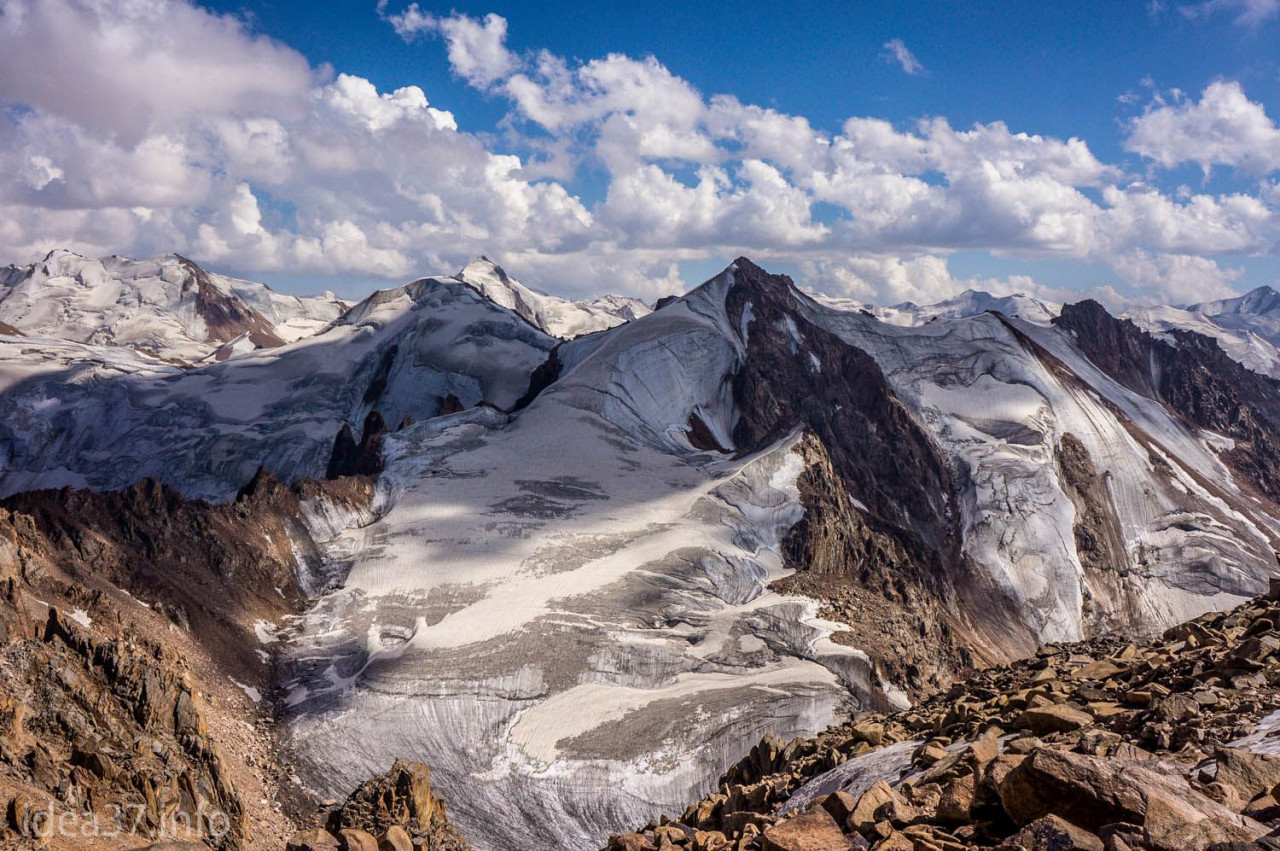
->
[[41, 247, 86, 263], [728, 256, 797, 293], [1237, 285, 1280, 315], [454, 257, 651, 339], [0, 248, 345, 360]]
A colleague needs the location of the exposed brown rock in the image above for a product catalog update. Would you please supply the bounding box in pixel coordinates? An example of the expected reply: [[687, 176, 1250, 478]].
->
[[178, 256, 286, 350], [1055, 299, 1280, 506], [1, 472, 374, 676], [758, 808, 848, 850], [627, 589, 1280, 851], [994, 814, 1102, 851], [996, 748, 1264, 848], [1015, 705, 1094, 735], [327, 760, 468, 851], [686, 412, 729, 453], [287, 828, 342, 850], [716, 260, 1033, 695], [1210, 747, 1280, 803]]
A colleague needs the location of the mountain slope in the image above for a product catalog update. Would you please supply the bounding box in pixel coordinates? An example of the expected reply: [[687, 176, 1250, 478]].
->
[[0, 250, 347, 362], [4, 255, 1280, 850], [1126, 285, 1280, 380], [0, 275, 556, 500], [457, 256, 650, 338], [275, 259, 1280, 850], [613, 586, 1280, 851]]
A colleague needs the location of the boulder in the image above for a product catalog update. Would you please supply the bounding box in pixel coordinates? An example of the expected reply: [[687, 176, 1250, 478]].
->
[[848, 781, 917, 831], [1070, 660, 1123, 681], [692, 829, 728, 850], [378, 825, 414, 851], [850, 720, 885, 747], [338, 828, 380, 851], [935, 773, 975, 824], [1015, 705, 1093, 735], [995, 814, 1103, 850], [996, 748, 1265, 850], [759, 809, 850, 850], [286, 829, 342, 851], [1212, 747, 1280, 803], [816, 790, 859, 826]]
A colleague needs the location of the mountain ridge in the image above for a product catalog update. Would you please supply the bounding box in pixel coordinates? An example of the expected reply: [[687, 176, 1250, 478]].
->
[[3, 253, 1280, 849]]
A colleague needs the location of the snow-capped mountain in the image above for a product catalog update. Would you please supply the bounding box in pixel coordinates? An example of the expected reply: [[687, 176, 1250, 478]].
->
[[277, 260, 1280, 849], [813, 288, 1060, 327], [1125, 285, 1280, 379], [0, 250, 347, 362], [0, 273, 554, 500], [4, 254, 1280, 849], [457, 256, 651, 338]]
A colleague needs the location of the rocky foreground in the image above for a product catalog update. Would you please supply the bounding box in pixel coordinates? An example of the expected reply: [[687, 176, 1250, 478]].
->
[[9, 464, 1280, 851], [0, 476, 469, 850], [605, 583, 1280, 851]]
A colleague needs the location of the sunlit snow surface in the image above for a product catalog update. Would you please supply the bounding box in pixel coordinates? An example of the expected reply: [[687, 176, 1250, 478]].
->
[[805, 303, 1276, 642], [6, 262, 1280, 849], [0, 249, 346, 361], [283, 291, 888, 850], [0, 278, 554, 500], [283, 413, 877, 849]]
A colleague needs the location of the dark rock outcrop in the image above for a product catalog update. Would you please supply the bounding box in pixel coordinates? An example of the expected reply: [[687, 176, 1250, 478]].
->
[[1055, 299, 1280, 505], [720, 258, 1034, 671], [773, 435, 969, 696], [2, 473, 373, 676], [322, 759, 469, 850], [178, 257, 286, 349], [326, 411, 388, 480], [513, 344, 563, 411], [0, 465, 400, 848], [725, 259, 957, 567]]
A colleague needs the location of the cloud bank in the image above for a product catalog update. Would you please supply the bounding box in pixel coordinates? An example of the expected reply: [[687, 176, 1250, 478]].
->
[[0, 0, 1277, 305]]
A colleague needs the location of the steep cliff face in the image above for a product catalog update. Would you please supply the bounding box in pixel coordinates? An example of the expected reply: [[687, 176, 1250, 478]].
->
[[1055, 299, 1280, 506], [772, 435, 971, 697], [1052, 432, 1144, 636], [1, 473, 376, 674], [179, 257, 287, 350], [720, 259, 1035, 667], [725, 259, 959, 569]]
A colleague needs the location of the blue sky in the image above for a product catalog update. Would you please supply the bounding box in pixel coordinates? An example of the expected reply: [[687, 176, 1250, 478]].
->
[[1, 0, 1279, 304]]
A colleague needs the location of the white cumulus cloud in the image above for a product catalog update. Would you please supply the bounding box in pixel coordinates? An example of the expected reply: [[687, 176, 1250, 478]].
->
[[0, 1, 1276, 308], [1125, 81, 1280, 174]]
